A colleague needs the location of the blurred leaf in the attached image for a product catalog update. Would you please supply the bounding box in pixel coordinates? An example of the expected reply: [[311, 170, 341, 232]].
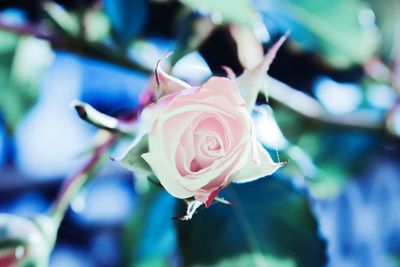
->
[[136, 192, 176, 266], [229, 23, 264, 69], [85, 9, 111, 42], [258, 0, 379, 68], [172, 14, 215, 65], [123, 187, 177, 267], [274, 106, 381, 199], [179, 0, 260, 29], [365, 0, 400, 63], [104, 0, 148, 48], [0, 214, 57, 267], [177, 176, 326, 267], [43, 2, 80, 36], [0, 31, 53, 132]]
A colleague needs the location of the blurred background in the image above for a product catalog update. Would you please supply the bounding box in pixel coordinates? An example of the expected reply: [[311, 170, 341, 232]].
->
[[0, 0, 399, 266]]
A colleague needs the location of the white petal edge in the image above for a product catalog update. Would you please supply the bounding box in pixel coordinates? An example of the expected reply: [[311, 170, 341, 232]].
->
[[141, 152, 194, 199]]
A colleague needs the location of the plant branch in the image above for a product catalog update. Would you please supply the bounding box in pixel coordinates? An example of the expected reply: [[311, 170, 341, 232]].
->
[[266, 77, 399, 139], [49, 132, 117, 224], [71, 100, 136, 135], [0, 17, 54, 41]]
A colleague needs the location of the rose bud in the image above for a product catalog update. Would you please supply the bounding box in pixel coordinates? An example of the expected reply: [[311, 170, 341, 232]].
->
[[117, 34, 288, 218]]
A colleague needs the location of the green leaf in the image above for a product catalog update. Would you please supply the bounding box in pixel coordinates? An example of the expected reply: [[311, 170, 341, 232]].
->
[[0, 31, 53, 132], [85, 10, 111, 42], [260, 0, 379, 68], [104, 0, 148, 48], [365, 0, 400, 63], [172, 14, 215, 66], [43, 2, 80, 37], [135, 192, 177, 266], [273, 106, 381, 199], [176, 176, 326, 267], [179, 0, 260, 29], [123, 188, 177, 266]]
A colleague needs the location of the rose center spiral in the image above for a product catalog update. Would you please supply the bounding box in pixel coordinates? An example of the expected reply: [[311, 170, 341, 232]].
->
[[188, 116, 227, 172]]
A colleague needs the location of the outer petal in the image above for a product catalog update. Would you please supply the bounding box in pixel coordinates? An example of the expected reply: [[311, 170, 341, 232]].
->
[[201, 77, 245, 107], [116, 134, 153, 175], [231, 141, 286, 183], [141, 152, 194, 199]]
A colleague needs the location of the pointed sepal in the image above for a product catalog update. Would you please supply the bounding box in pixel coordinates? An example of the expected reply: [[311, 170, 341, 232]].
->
[[235, 32, 289, 110], [172, 199, 203, 221], [114, 134, 153, 175], [232, 142, 287, 184], [155, 52, 191, 98]]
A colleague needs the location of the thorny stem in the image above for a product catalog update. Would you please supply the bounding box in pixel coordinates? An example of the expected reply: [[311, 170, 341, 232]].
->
[[49, 99, 149, 226], [50, 132, 117, 225], [50, 100, 149, 228]]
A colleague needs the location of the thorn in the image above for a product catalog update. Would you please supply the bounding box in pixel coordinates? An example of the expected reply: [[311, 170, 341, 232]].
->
[[214, 196, 233, 206], [278, 160, 289, 167], [171, 216, 189, 221]]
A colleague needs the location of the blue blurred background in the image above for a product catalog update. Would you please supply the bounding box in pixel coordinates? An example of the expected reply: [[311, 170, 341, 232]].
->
[[0, 0, 399, 266]]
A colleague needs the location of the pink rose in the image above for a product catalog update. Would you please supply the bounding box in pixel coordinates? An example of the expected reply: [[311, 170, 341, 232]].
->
[[142, 76, 282, 205], [118, 35, 287, 208]]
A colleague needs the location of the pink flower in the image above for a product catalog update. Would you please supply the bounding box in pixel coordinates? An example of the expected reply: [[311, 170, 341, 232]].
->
[[118, 35, 287, 208]]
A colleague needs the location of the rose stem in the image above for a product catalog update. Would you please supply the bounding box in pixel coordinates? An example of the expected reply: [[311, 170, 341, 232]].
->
[[50, 132, 117, 225], [49, 102, 140, 225]]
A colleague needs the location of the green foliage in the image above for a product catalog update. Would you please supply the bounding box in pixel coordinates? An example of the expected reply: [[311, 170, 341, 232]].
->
[[43, 2, 80, 37], [263, 0, 379, 68], [177, 176, 326, 267], [104, 0, 148, 48], [365, 0, 400, 63], [85, 10, 111, 42], [123, 187, 177, 266], [274, 106, 380, 199], [179, 0, 260, 29], [0, 31, 53, 132]]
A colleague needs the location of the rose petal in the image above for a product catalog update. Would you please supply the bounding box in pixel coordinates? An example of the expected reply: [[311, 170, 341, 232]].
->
[[180, 140, 249, 190], [141, 152, 194, 199], [201, 77, 245, 106]]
